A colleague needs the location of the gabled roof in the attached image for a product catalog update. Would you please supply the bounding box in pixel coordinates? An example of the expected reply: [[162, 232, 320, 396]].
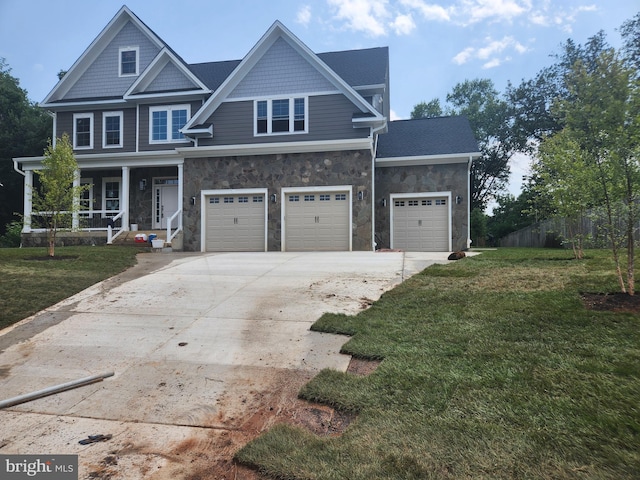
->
[[124, 48, 211, 100], [184, 20, 385, 133], [376, 116, 481, 162], [41, 6, 167, 106]]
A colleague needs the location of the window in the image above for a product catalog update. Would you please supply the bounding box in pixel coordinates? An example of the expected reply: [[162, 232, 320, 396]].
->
[[209, 197, 219, 204], [79, 178, 93, 215], [119, 47, 139, 76], [320, 194, 331, 201], [335, 194, 347, 201], [254, 97, 307, 135], [149, 105, 190, 143], [103, 112, 123, 148], [73, 113, 93, 149], [102, 178, 121, 216], [304, 195, 315, 202], [436, 199, 447, 206]]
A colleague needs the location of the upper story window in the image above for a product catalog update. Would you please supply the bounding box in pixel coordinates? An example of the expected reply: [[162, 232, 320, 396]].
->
[[103, 111, 123, 148], [119, 47, 139, 77], [254, 97, 307, 136], [73, 113, 93, 150], [149, 105, 190, 144]]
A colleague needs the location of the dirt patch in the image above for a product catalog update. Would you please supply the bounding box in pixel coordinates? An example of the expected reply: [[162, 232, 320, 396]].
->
[[23, 255, 80, 261], [582, 292, 640, 313], [347, 357, 382, 376]]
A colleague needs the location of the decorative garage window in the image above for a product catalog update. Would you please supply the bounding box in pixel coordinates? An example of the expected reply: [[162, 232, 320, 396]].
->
[[238, 196, 249, 203], [335, 194, 347, 201], [73, 113, 93, 149], [209, 197, 219, 204], [320, 194, 330, 201], [254, 97, 308, 136], [289, 195, 300, 202], [422, 200, 432, 206], [253, 196, 263, 203], [224, 197, 234, 203], [436, 199, 447, 205], [408, 200, 419, 206], [304, 195, 315, 201], [395, 200, 405, 207]]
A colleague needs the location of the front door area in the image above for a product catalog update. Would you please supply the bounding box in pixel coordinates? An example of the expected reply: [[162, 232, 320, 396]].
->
[[153, 178, 179, 229]]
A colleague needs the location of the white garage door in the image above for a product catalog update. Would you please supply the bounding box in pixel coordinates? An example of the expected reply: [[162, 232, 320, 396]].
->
[[284, 191, 350, 251], [392, 196, 449, 251], [205, 193, 266, 251]]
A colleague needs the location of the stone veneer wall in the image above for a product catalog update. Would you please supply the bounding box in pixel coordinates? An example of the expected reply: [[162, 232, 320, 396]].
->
[[182, 149, 373, 252], [374, 162, 470, 251]]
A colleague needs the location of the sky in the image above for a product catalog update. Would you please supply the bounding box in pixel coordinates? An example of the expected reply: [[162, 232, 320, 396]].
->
[[0, 0, 637, 199]]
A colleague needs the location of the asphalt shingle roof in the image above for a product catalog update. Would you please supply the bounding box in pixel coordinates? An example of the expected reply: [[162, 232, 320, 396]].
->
[[187, 47, 388, 92], [376, 116, 480, 158]]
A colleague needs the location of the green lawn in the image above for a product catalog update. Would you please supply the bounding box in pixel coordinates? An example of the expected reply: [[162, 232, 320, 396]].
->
[[236, 249, 640, 479], [0, 246, 143, 329]]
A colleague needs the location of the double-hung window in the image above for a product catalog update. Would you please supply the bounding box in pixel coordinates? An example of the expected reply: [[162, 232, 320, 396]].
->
[[102, 177, 121, 217], [254, 97, 307, 136], [119, 47, 139, 77], [149, 105, 190, 143], [73, 113, 93, 150], [103, 111, 123, 148]]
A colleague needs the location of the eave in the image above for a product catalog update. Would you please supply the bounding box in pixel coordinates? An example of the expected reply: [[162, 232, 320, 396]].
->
[[375, 152, 481, 167]]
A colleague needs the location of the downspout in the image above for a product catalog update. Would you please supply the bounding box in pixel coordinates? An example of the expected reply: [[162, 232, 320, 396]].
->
[[370, 122, 387, 251], [467, 155, 472, 249]]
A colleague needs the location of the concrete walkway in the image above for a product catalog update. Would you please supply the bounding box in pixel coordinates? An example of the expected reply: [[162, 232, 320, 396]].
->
[[0, 251, 450, 479]]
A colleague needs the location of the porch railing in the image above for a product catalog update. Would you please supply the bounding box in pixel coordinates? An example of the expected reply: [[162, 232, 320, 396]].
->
[[166, 208, 182, 243], [30, 210, 124, 232], [106, 210, 125, 244]]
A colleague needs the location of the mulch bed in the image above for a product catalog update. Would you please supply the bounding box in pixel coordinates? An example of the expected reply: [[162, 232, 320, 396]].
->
[[581, 292, 640, 313]]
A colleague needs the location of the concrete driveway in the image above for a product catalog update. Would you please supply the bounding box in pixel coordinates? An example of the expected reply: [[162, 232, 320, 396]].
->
[[0, 251, 449, 479]]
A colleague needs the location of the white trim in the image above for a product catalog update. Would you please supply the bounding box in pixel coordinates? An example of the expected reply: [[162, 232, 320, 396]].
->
[[177, 138, 372, 158], [281, 185, 352, 252], [376, 152, 481, 167], [102, 111, 124, 149], [119, 46, 140, 77], [149, 104, 191, 144], [72, 113, 94, 150], [200, 188, 268, 253], [390, 191, 452, 252]]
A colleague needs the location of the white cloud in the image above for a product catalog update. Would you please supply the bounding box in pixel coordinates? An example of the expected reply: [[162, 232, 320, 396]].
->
[[390, 108, 402, 120], [453, 35, 528, 66], [390, 13, 416, 35], [399, 0, 451, 22], [455, 0, 528, 25], [296, 5, 312, 26], [327, 0, 390, 37]]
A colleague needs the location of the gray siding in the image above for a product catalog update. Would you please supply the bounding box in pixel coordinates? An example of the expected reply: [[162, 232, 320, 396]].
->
[[64, 21, 161, 100], [229, 37, 336, 99], [57, 108, 136, 154], [147, 62, 196, 92], [375, 163, 469, 251], [198, 94, 369, 147]]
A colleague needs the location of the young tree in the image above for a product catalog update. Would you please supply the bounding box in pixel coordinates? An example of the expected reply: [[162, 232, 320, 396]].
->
[[32, 134, 89, 256]]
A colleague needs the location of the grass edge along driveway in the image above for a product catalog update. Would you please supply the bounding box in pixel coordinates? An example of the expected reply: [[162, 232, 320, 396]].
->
[[236, 248, 640, 480]]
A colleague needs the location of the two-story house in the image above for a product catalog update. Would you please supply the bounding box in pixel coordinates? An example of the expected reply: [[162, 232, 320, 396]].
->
[[13, 6, 479, 252]]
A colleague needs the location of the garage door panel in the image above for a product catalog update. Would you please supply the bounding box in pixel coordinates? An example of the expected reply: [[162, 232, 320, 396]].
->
[[393, 196, 449, 252], [205, 194, 266, 252], [285, 191, 350, 251]]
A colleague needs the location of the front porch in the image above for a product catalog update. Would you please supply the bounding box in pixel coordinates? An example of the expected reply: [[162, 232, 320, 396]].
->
[[14, 154, 185, 248]]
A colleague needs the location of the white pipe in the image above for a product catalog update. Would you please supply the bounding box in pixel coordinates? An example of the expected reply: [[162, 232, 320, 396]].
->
[[0, 372, 114, 409]]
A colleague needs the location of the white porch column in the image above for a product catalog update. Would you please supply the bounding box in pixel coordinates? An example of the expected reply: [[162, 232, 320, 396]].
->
[[177, 163, 184, 229], [122, 166, 130, 231], [72, 169, 80, 230], [23, 170, 33, 233]]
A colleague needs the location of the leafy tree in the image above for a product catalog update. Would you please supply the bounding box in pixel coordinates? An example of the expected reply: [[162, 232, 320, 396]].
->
[[487, 192, 537, 244], [410, 98, 443, 119], [32, 134, 89, 257], [0, 59, 50, 234], [620, 12, 640, 72], [446, 79, 514, 211]]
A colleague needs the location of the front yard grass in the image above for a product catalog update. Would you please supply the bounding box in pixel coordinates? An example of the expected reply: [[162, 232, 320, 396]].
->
[[236, 248, 640, 479], [0, 246, 142, 330]]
